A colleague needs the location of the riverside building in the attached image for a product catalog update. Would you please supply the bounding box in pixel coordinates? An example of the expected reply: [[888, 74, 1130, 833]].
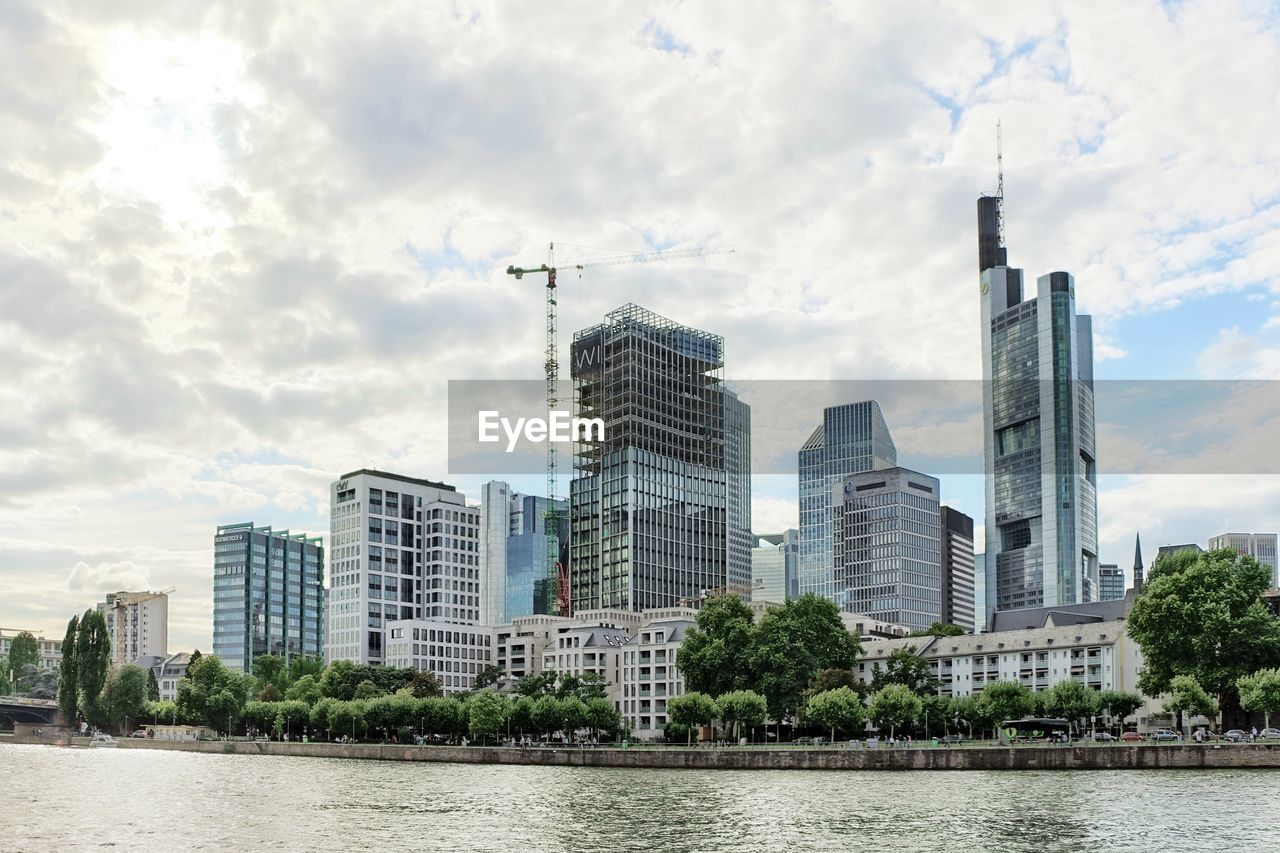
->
[[97, 590, 169, 665]]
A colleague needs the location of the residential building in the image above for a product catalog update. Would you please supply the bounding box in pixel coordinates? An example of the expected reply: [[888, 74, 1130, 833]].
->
[[326, 470, 479, 666], [495, 614, 573, 683], [939, 507, 976, 632], [831, 467, 942, 631], [97, 590, 169, 666], [1209, 532, 1279, 586], [135, 651, 192, 701], [620, 616, 695, 739], [978, 191, 1100, 615], [480, 481, 568, 626], [798, 401, 897, 603], [214, 523, 325, 672], [569, 304, 749, 611], [0, 629, 60, 671], [384, 620, 495, 695], [1099, 564, 1124, 601], [752, 530, 799, 604], [541, 624, 631, 708]]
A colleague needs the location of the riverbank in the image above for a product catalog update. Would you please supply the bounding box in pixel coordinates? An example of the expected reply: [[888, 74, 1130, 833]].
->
[[6, 734, 1280, 770]]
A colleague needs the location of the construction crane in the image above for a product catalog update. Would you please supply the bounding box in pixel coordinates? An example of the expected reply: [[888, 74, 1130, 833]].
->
[[506, 242, 734, 617]]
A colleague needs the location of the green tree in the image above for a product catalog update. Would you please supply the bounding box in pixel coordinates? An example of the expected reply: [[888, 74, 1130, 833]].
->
[[474, 665, 505, 690], [102, 664, 150, 733], [976, 681, 1035, 738], [1043, 680, 1102, 737], [1237, 668, 1280, 731], [242, 701, 279, 735], [919, 693, 956, 739], [1165, 675, 1218, 732], [667, 692, 719, 745], [14, 664, 58, 699], [146, 668, 161, 703], [716, 690, 767, 742], [805, 668, 865, 698], [285, 674, 323, 705], [177, 655, 249, 734], [906, 622, 966, 638], [328, 700, 367, 740], [7, 631, 39, 673], [75, 609, 111, 726], [288, 656, 324, 683], [509, 696, 535, 735], [870, 647, 940, 696], [319, 659, 357, 700], [144, 700, 179, 726], [530, 695, 563, 737], [1127, 548, 1280, 711], [353, 679, 385, 701], [0, 656, 11, 696], [954, 694, 994, 738], [584, 697, 621, 739], [749, 594, 861, 721], [277, 700, 311, 738], [570, 672, 609, 701], [869, 684, 922, 740], [677, 595, 757, 697], [252, 655, 287, 692], [516, 670, 559, 697], [310, 697, 338, 738], [409, 670, 444, 698], [468, 691, 508, 742], [561, 696, 588, 740], [1098, 690, 1144, 730], [806, 686, 868, 742]]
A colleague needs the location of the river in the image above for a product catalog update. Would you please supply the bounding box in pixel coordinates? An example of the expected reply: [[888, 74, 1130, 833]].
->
[[1, 744, 1276, 851]]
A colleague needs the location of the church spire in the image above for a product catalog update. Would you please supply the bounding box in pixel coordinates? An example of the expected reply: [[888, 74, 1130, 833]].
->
[[1133, 533, 1144, 591]]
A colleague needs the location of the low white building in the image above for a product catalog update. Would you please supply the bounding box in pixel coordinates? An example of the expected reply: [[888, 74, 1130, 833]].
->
[[620, 616, 696, 739], [541, 624, 630, 707], [0, 628, 61, 672], [135, 651, 193, 701], [385, 620, 495, 695]]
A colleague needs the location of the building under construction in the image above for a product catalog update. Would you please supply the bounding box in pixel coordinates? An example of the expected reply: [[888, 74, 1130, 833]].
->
[[569, 303, 751, 612], [97, 589, 170, 666]]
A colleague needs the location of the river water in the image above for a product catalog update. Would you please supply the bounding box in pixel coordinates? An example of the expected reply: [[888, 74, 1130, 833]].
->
[[1, 744, 1277, 851]]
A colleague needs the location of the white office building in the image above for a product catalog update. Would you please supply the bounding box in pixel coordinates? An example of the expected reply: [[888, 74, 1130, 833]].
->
[[0, 628, 61, 672], [326, 469, 480, 666], [1209, 532, 1278, 586], [384, 620, 495, 695]]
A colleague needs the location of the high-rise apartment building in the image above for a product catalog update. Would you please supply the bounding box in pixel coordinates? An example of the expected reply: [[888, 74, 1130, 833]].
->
[[832, 467, 941, 631], [326, 470, 479, 666], [479, 480, 567, 625], [1208, 533, 1278, 586], [569, 304, 749, 611], [213, 524, 324, 672], [752, 529, 799, 603], [798, 401, 897, 603], [1099, 563, 1124, 601], [939, 507, 975, 632], [978, 193, 1100, 614], [97, 590, 169, 665]]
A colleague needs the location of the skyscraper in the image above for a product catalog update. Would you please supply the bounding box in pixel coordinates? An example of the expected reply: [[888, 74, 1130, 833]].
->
[[1099, 563, 1124, 601], [939, 507, 976, 632], [325, 469, 479, 665], [569, 304, 749, 611], [978, 192, 1100, 614], [725, 389, 753, 599], [798, 401, 896, 602], [213, 523, 324, 672], [479, 480, 567, 625], [1208, 532, 1278, 586], [751, 529, 799, 603], [832, 466, 942, 630]]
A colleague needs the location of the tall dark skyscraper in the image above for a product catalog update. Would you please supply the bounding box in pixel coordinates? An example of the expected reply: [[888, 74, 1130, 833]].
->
[[939, 506, 976, 632], [568, 304, 750, 611], [979, 186, 1100, 614]]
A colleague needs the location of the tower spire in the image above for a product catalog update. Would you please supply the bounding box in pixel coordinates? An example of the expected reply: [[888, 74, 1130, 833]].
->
[[996, 119, 1005, 250], [1133, 532, 1144, 592]]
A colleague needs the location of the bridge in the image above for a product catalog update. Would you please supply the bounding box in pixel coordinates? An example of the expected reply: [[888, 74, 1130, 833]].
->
[[0, 696, 61, 725]]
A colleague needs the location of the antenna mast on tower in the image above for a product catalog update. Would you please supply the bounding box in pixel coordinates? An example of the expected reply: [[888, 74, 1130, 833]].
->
[[996, 119, 1005, 249]]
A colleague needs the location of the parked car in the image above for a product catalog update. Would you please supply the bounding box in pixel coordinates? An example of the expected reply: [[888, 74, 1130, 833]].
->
[[130, 729, 148, 738], [1120, 731, 1145, 742], [1092, 732, 1117, 742], [1198, 730, 1222, 741], [1223, 730, 1249, 742], [1259, 728, 1280, 741], [1151, 729, 1179, 742], [940, 734, 965, 744]]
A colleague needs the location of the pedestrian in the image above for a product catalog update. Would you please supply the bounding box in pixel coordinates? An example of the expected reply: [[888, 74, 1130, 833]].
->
[[1251, 726, 1258, 742]]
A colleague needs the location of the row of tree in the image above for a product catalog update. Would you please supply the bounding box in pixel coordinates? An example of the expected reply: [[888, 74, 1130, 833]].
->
[[1, 630, 56, 698]]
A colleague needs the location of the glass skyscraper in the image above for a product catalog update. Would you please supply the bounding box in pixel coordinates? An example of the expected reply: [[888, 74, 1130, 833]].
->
[[213, 523, 325, 672], [797, 401, 896, 604], [1098, 563, 1124, 601], [480, 480, 568, 625], [978, 195, 1100, 614], [569, 303, 750, 611]]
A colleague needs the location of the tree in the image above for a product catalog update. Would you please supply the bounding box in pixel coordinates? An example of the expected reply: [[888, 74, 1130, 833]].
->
[[870, 647, 940, 696], [102, 665, 149, 733], [319, 659, 357, 700], [570, 672, 609, 701], [146, 668, 161, 703], [409, 670, 443, 698], [806, 687, 868, 742], [177, 655, 249, 734], [1043, 680, 1102, 737], [474, 665, 504, 690], [277, 700, 311, 738], [258, 683, 282, 702], [667, 692, 719, 745], [716, 690, 767, 742], [14, 664, 57, 699], [976, 681, 1035, 738], [749, 595, 861, 721], [906, 622, 966, 638], [1165, 675, 1218, 732], [310, 698, 337, 738], [584, 697, 621, 740], [75, 609, 111, 726], [869, 684, 922, 740], [8, 631, 38, 673], [285, 674, 323, 705], [288, 656, 324, 683], [1238, 668, 1280, 731], [1098, 690, 1144, 730], [509, 696, 535, 736], [677, 595, 757, 697], [328, 700, 367, 740], [144, 700, 179, 726], [805, 668, 866, 699], [353, 679, 385, 701], [561, 696, 588, 741], [243, 700, 279, 735], [252, 655, 287, 692], [0, 656, 10, 696], [530, 695, 563, 738], [516, 670, 558, 697], [919, 693, 956, 739], [1127, 548, 1280, 717], [468, 691, 508, 742]]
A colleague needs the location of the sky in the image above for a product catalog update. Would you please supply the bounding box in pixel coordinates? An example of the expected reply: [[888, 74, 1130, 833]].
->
[[2, 0, 1279, 652]]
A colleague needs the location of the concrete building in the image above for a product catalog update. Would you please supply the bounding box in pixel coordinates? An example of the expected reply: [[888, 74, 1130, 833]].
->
[[978, 192, 1100, 615], [939, 507, 976, 632], [725, 389, 753, 600], [384, 621, 495, 695], [620, 616, 696, 739], [751, 530, 799, 604], [326, 470, 479, 666], [480, 481, 567, 626], [1099, 564, 1125, 601], [831, 467, 942, 631], [494, 615, 574, 683], [214, 524, 324, 672], [798, 401, 897, 603], [541, 624, 631, 707], [1155, 543, 1203, 563], [135, 651, 192, 701], [97, 590, 169, 666], [569, 304, 750, 611], [1209, 532, 1278, 586], [0, 629, 61, 672]]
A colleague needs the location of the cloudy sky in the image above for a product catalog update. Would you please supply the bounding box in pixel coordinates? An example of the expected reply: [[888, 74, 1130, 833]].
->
[[2, 0, 1279, 652]]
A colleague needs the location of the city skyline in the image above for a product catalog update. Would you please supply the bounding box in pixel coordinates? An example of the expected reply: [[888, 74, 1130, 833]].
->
[[4, 2, 1280, 652]]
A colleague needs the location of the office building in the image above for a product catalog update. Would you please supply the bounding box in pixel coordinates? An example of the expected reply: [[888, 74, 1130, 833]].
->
[[752, 529, 799, 604], [213, 523, 324, 672], [384, 621, 495, 695], [939, 507, 976, 632], [620, 615, 696, 739], [326, 469, 479, 666], [1209, 533, 1278, 586], [1155, 543, 1203, 564], [798, 401, 897, 603], [832, 467, 942, 631], [975, 553, 990, 631], [480, 482, 568, 625], [569, 304, 749, 611], [1099, 564, 1124, 601], [978, 190, 1100, 614], [0, 629, 61, 672], [725, 389, 753, 599], [97, 590, 168, 666]]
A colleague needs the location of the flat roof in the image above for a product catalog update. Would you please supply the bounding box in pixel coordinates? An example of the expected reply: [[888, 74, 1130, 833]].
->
[[338, 469, 457, 492]]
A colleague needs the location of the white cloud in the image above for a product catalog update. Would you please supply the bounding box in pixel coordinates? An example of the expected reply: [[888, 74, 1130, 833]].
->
[[65, 560, 152, 594]]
